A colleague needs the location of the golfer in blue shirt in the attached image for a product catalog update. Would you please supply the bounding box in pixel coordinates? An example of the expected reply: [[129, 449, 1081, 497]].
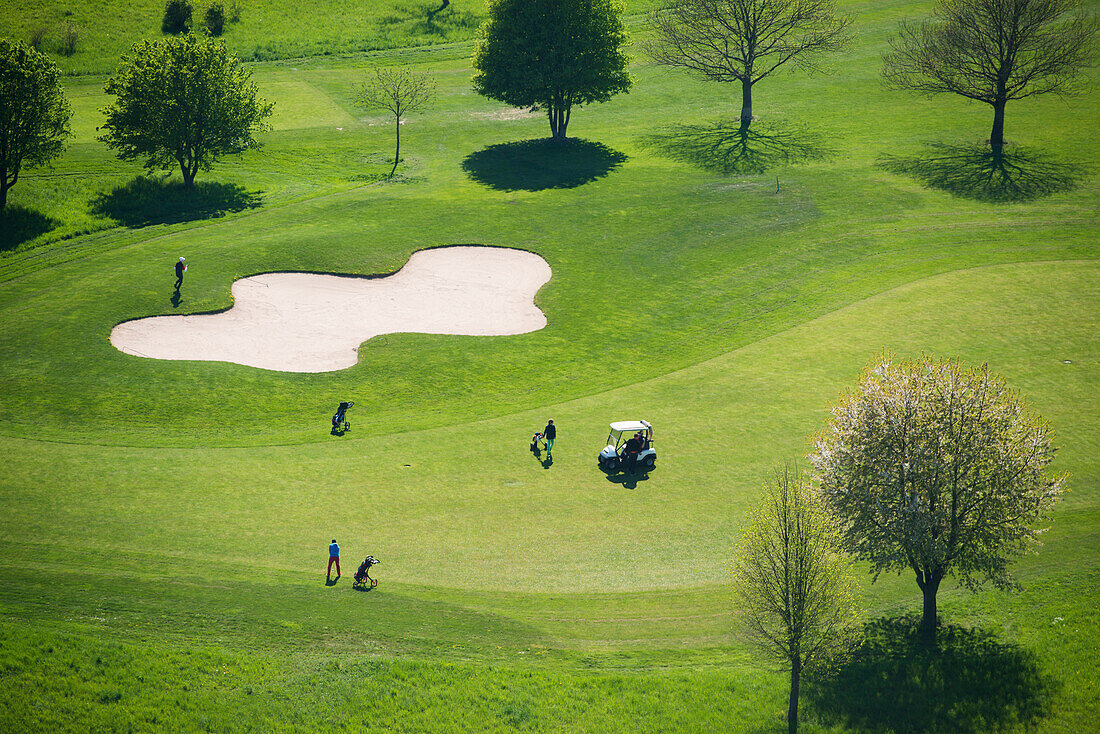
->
[[327, 539, 341, 581]]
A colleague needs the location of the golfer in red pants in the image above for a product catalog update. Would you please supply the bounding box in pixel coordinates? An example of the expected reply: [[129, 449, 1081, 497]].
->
[[327, 539, 341, 580]]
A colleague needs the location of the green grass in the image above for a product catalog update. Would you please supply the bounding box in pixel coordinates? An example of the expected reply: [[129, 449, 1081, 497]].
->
[[1, 0, 1098, 730]]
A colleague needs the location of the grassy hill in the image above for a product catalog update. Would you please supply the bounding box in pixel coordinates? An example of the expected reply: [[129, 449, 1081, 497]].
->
[[1, 0, 1098, 731]]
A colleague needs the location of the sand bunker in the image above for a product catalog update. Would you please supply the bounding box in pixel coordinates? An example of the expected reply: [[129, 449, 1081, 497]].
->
[[111, 246, 552, 372]]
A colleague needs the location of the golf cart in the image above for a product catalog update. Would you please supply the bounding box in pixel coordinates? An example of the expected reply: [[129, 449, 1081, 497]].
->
[[598, 420, 656, 474]]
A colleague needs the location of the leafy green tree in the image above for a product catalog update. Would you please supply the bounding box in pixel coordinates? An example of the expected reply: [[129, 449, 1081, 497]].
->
[[472, 0, 632, 139], [882, 0, 1099, 160], [809, 355, 1066, 646], [734, 466, 860, 734], [648, 0, 850, 130], [0, 39, 72, 210], [162, 0, 193, 34], [358, 66, 436, 177], [99, 32, 273, 189]]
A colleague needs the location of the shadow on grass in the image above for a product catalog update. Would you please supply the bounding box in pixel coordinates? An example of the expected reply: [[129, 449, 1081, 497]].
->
[[878, 144, 1087, 203], [640, 119, 830, 175], [90, 176, 262, 227], [0, 205, 59, 251], [462, 138, 627, 191], [376, 2, 480, 35], [807, 616, 1058, 734], [604, 471, 650, 490]]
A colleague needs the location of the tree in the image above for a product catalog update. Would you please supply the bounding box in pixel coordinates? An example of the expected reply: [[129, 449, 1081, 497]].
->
[[0, 39, 72, 210], [648, 0, 850, 130], [733, 466, 859, 734], [472, 0, 632, 140], [809, 355, 1066, 646], [99, 32, 273, 189], [358, 66, 436, 177], [162, 0, 193, 34], [882, 0, 1099, 160]]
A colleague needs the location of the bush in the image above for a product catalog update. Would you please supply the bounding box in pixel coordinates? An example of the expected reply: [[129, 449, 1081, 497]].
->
[[162, 0, 193, 34], [205, 3, 226, 36], [28, 27, 48, 52], [229, 0, 242, 23], [59, 21, 79, 56]]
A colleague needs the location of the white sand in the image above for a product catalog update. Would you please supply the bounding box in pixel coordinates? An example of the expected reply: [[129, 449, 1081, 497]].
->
[[111, 246, 552, 373]]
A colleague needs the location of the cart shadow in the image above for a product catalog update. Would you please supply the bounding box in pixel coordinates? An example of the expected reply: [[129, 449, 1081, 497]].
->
[[639, 119, 830, 176], [806, 615, 1058, 734], [877, 143, 1087, 203], [604, 471, 650, 489], [462, 138, 627, 191]]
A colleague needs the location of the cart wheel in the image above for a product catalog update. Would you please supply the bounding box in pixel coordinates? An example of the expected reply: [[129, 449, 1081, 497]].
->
[[641, 455, 656, 472]]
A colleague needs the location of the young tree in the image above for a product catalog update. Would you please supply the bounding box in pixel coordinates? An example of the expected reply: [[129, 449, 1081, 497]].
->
[[473, 0, 632, 140], [358, 66, 436, 177], [734, 466, 859, 734], [809, 355, 1066, 646], [882, 0, 1099, 160], [0, 39, 72, 210], [648, 0, 850, 130], [99, 32, 273, 189]]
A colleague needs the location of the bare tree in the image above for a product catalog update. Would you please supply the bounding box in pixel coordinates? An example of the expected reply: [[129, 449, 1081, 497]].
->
[[358, 66, 436, 177], [733, 465, 860, 734], [809, 355, 1066, 646], [648, 0, 850, 129], [882, 0, 1099, 159]]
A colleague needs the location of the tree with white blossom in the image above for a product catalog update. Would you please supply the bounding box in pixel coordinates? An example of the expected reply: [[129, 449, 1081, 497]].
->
[[809, 355, 1066, 646]]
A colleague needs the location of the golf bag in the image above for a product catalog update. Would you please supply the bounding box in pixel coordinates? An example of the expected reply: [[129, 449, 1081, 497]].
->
[[353, 555, 380, 590], [332, 401, 354, 433]]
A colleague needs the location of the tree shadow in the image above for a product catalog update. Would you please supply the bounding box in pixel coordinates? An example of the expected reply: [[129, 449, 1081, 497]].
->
[[89, 175, 262, 227], [0, 205, 59, 251], [806, 615, 1058, 734], [377, 2, 480, 35], [639, 119, 830, 175], [461, 138, 628, 192], [878, 144, 1087, 203]]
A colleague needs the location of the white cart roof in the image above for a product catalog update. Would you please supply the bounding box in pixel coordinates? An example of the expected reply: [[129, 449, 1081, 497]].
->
[[609, 420, 651, 432]]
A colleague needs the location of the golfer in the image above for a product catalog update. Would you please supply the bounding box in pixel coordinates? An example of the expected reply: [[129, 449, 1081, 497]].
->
[[327, 538, 341, 581], [542, 419, 556, 457], [174, 257, 187, 290]]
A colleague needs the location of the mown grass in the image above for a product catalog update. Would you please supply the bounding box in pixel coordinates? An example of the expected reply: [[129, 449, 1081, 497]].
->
[[0, 0, 1098, 730], [0, 0, 664, 75]]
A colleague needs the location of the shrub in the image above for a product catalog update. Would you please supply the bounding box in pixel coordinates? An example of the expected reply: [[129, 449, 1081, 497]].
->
[[28, 27, 48, 52], [59, 21, 79, 56], [205, 3, 226, 36], [162, 0, 193, 34], [229, 0, 242, 23]]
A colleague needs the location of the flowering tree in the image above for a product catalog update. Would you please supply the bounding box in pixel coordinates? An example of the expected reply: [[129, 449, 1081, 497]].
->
[[809, 355, 1066, 645], [734, 466, 859, 734]]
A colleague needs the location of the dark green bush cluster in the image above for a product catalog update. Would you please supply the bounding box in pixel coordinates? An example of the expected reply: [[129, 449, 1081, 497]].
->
[[205, 3, 226, 36], [162, 0, 193, 34]]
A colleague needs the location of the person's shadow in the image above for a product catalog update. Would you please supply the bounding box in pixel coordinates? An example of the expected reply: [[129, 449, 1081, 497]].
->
[[170, 289, 182, 307], [878, 143, 1086, 203], [806, 615, 1058, 734], [325, 575, 340, 587], [531, 440, 553, 468]]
